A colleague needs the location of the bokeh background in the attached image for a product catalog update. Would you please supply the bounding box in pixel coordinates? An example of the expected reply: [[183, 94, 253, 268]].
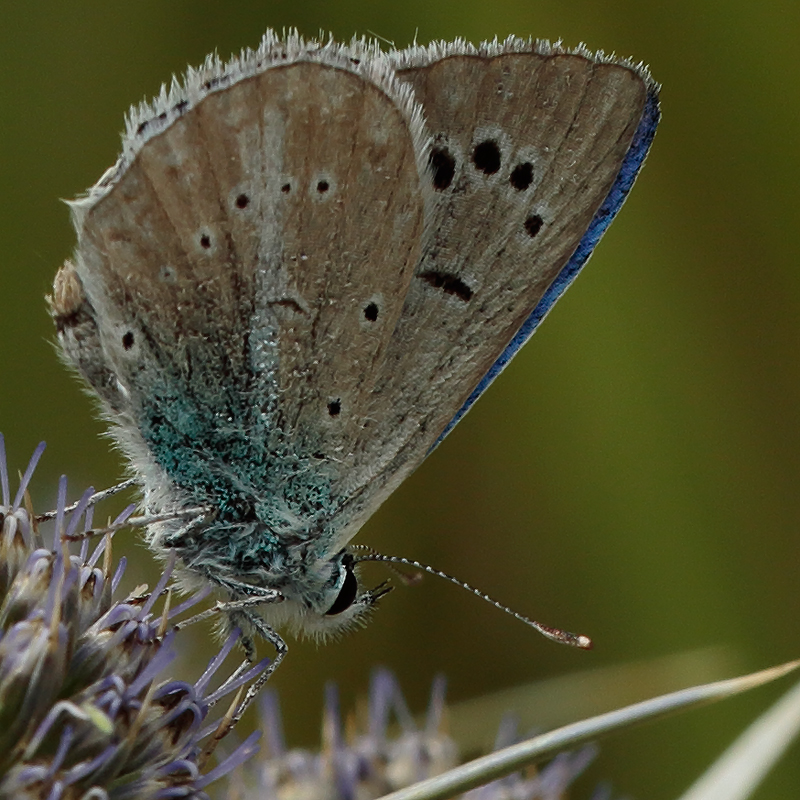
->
[[2, 1, 799, 797]]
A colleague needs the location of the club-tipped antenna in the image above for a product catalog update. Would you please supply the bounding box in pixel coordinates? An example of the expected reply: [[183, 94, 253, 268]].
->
[[353, 550, 593, 650]]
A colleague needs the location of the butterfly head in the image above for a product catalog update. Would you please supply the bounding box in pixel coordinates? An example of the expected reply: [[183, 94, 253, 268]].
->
[[160, 510, 394, 642], [261, 548, 393, 642]]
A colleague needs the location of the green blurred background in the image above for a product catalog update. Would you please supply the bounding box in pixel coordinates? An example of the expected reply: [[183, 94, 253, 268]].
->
[[1, 1, 799, 797]]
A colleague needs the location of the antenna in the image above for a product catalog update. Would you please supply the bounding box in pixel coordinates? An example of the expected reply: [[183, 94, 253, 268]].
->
[[353, 549, 593, 650]]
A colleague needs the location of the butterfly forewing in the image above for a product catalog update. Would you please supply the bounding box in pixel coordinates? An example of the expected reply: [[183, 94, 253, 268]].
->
[[74, 57, 427, 506]]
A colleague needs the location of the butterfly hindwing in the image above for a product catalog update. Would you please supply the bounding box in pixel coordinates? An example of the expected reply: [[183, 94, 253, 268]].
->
[[68, 47, 428, 520]]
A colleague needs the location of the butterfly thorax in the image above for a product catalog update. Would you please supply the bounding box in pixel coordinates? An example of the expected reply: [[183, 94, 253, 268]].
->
[[119, 417, 371, 632]]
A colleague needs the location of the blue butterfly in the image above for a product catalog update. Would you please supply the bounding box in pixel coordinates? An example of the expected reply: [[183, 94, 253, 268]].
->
[[50, 31, 659, 704]]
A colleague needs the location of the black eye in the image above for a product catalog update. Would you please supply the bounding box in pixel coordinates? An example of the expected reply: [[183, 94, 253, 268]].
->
[[325, 564, 358, 615]]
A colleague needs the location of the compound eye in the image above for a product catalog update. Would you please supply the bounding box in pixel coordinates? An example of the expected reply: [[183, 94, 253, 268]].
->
[[325, 564, 358, 616]]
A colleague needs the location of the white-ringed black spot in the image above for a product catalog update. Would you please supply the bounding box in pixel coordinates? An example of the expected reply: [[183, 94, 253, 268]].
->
[[473, 140, 501, 174], [363, 302, 379, 322], [122, 331, 134, 350], [200, 234, 212, 249], [524, 214, 544, 238], [281, 182, 291, 193], [235, 193, 250, 208], [429, 147, 456, 190], [317, 180, 330, 193], [510, 162, 534, 190], [420, 270, 473, 302], [327, 399, 341, 417]]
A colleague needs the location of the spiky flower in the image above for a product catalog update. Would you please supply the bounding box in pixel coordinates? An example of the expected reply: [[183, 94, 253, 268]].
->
[[218, 669, 595, 800], [0, 435, 264, 799]]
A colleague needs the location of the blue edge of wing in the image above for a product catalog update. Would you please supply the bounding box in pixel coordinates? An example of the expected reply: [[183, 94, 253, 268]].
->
[[433, 85, 662, 450]]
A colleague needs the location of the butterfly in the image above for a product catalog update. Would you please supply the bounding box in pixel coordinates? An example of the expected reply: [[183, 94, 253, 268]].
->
[[50, 30, 659, 692]]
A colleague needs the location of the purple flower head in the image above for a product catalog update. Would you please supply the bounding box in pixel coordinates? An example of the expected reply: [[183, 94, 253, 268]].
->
[[0, 435, 263, 799], [220, 668, 593, 800]]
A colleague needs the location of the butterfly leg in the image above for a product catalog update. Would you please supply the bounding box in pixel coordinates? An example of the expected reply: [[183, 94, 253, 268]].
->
[[35, 477, 140, 522], [197, 573, 289, 721], [225, 606, 288, 724], [160, 511, 214, 549]]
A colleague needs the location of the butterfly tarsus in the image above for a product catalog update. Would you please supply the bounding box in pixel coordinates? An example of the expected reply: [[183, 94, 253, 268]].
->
[[172, 583, 289, 724], [171, 592, 283, 632], [58, 505, 212, 544], [35, 477, 140, 522], [228, 608, 289, 724]]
